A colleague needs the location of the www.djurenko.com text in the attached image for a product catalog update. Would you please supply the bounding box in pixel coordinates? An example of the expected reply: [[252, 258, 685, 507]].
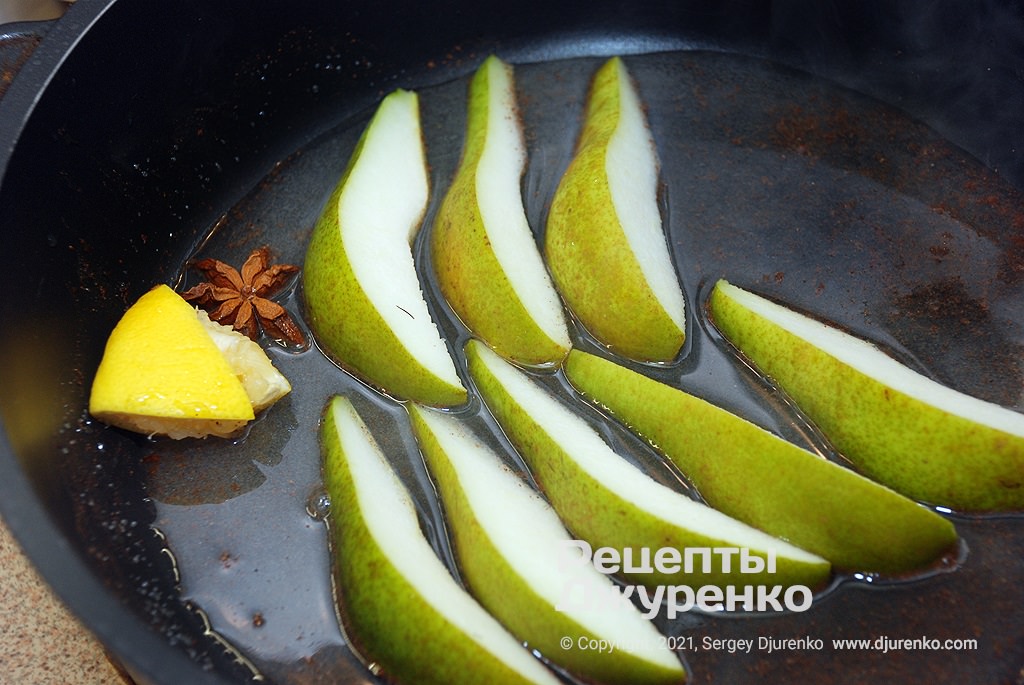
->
[[564, 634, 979, 656]]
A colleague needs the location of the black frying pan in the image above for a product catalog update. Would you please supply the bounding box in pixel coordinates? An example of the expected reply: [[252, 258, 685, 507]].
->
[[1, 1, 1022, 684]]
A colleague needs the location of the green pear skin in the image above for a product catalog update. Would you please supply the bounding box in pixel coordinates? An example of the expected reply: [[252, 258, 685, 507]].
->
[[465, 339, 831, 590], [320, 395, 560, 685], [303, 89, 467, 407], [545, 57, 686, 363], [432, 55, 571, 366], [563, 349, 959, 575], [408, 404, 686, 685], [708, 279, 1024, 512]]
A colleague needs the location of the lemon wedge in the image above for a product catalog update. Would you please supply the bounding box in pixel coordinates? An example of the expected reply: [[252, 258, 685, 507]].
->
[[89, 284, 291, 439]]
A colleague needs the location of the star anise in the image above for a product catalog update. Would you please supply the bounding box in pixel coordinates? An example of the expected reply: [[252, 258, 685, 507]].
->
[[182, 246, 306, 346]]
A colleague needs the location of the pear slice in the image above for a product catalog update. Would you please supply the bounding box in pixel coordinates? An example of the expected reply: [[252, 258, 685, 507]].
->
[[544, 57, 686, 363], [563, 350, 959, 575], [320, 395, 560, 685], [708, 278, 1024, 512], [408, 404, 686, 685], [303, 89, 467, 407], [465, 339, 830, 590], [432, 55, 571, 367]]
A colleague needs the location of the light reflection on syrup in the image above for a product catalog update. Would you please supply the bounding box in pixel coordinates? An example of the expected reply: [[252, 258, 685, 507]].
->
[[306, 489, 331, 521]]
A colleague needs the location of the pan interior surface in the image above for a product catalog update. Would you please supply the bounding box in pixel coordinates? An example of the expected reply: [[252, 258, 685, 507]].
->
[[0, 2, 1022, 684]]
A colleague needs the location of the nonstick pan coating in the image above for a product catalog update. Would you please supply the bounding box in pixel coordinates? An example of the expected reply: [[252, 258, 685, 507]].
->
[[1, 1, 1022, 684]]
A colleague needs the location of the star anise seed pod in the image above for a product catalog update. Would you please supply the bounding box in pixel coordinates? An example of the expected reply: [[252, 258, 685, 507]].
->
[[182, 246, 306, 346]]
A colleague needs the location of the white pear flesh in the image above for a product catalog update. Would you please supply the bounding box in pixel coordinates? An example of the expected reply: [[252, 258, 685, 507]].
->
[[709, 279, 1024, 512], [303, 89, 466, 406], [320, 396, 560, 685], [545, 57, 686, 362], [409, 404, 686, 685], [605, 61, 683, 329], [432, 55, 570, 366], [465, 339, 830, 590]]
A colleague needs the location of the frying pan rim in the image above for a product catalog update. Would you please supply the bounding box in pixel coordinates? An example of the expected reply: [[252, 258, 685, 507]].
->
[[2, 1, 1023, 684], [0, 1, 232, 683]]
